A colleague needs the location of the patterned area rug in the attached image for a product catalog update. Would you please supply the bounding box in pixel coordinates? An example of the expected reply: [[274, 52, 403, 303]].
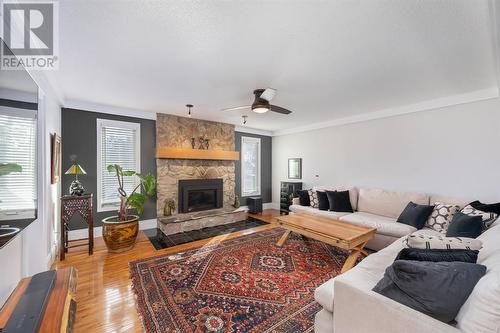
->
[[130, 228, 351, 332]]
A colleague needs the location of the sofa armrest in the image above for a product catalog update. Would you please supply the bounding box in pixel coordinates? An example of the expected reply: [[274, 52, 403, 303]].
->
[[333, 277, 460, 333], [292, 197, 300, 205]]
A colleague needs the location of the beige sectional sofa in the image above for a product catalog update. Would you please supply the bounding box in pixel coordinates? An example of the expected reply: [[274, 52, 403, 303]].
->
[[291, 186, 499, 333], [290, 186, 469, 251]]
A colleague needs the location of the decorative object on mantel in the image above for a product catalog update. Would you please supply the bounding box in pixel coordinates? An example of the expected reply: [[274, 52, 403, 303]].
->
[[50, 133, 61, 184], [191, 137, 196, 149], [156, 146, 240, 160], [102, 164, 156, 252], [186, 104, 193, 117], [163, 199, 175, 217], [233, 195, 241, 209], [65, 156, 87, 196]]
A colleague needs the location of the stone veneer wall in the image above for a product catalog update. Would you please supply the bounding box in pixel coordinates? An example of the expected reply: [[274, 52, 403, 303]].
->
[[156, 114, 236, 215]]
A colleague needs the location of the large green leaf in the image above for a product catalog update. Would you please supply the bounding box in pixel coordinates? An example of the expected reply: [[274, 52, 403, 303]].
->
[[0, 163, 22, 176], [122, 170, 136, 177], [126, 192, 146, 215], [142, 174, 157, 197]]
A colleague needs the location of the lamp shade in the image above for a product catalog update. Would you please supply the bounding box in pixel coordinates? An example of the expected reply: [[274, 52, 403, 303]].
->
[[65, 163, 86, 175]]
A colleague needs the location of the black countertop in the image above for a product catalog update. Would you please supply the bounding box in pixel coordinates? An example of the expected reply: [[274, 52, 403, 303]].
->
[[0, 219, 35, 249]]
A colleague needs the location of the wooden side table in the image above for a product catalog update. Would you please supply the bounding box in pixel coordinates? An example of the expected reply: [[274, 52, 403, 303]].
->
[[60, 194, 94, 260]]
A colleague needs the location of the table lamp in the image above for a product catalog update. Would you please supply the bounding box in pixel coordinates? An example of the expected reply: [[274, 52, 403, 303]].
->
[[65, 163, 86, 196]]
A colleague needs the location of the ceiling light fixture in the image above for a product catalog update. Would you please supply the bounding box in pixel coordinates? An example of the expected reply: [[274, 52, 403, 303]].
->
[[186, 104, 193, 117], [242, 115, 247, 125], [252, 106, 269, 113]]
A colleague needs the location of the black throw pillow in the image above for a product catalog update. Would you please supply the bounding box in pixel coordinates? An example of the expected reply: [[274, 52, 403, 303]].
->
[[395, 248, 478, 263], [326, 190, 354, 213], [446, 212, 483, 238], [316, 191, 329, 211], [297, 190, 310, 206], [397, 202, 435, 229], [373, 260, 486, 323], [470, 200, 500, 215]]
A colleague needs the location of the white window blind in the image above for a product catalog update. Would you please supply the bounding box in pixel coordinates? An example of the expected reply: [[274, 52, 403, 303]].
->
[[97, 119, 140, 211], [241, 136, 261, 197], [0, 107, 37, 216]]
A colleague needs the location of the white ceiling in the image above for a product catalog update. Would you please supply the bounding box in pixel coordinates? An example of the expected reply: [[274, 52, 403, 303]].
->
[[54, 0, 498, 133]]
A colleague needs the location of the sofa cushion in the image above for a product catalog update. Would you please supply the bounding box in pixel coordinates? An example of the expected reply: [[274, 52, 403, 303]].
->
[[397, 202, 435, 229], [297, 190, 310, 206], [373, 260, 486, 323], [326, 190, 353, 213], [429, 195, 471, 210], [357, 188, 429, 218], [308, 190, 319, 208], [426, 202, 461, 234], [317, 190, 329, 210], [477, 223, 500, 265], [460, 204, 498, 230], [446, 212, 483, 238], [314, 278, 334, 312], [470, 200, 500, 215], [456, 272, 500, 333], [289, 205, 349, 220], [340, 212, 417, 238], [402, 233, 483, 251], [395, 248, 479, 263], [313, 186, 358, 211]]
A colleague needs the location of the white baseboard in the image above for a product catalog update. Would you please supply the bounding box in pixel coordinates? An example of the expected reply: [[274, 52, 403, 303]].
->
[[68, 218, 157, 241], [235, 202, 280, 212]]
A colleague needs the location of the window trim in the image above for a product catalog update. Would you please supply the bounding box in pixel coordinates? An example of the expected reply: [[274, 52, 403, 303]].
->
[[96, 118, 141, 212], [241, 136, 261, 197]]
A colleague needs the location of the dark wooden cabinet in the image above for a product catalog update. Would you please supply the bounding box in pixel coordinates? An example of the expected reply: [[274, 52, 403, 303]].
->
[[280, 181, 302, 213]]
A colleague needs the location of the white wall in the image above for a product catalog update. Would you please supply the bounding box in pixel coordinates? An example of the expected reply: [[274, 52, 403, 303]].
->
[[273, 97, 500, 204]]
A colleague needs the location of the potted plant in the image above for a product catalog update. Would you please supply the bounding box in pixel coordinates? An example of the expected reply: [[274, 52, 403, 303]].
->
[[102, 164, 156, 252]]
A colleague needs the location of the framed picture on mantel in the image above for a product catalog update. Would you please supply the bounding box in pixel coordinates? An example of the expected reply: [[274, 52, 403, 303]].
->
[[288, 158, 302, 179]]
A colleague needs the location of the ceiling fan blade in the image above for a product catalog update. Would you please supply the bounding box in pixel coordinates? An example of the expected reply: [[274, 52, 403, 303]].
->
[[260, 88, 277, 102], [270, 105, 292, 114], [221, 105, 251, 112]]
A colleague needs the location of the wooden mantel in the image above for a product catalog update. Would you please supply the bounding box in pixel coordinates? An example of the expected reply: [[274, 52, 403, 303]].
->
[[156, 147, 240, 161]]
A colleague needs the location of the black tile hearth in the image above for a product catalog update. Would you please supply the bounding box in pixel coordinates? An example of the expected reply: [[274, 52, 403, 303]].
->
[[144, 216, 269, 250]]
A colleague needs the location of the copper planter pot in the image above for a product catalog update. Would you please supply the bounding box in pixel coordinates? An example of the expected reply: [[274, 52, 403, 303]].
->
[[102, 215, 139, 253]]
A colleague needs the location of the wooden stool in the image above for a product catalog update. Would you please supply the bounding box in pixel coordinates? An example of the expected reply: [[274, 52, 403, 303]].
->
[[60, 194, 93, 260]]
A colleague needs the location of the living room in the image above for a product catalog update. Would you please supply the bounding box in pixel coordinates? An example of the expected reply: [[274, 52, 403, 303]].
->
[[0, 1, 499, 332]]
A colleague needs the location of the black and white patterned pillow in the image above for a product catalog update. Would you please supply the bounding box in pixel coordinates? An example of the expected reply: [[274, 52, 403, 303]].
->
[[402, 233, 482, 251], [425, 202, 460, 234], [308, 190, 319, 208], [461, 205, 498, 230]]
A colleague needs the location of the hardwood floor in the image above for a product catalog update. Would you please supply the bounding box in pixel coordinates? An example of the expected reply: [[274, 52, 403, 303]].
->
[[53, 209, 282, 333]]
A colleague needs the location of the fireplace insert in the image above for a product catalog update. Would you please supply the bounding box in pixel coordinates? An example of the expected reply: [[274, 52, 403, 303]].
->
[[178, 179, 223, 213]]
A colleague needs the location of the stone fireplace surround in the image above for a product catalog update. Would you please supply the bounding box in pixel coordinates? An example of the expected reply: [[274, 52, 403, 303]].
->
[[156, 114, 243, 235]]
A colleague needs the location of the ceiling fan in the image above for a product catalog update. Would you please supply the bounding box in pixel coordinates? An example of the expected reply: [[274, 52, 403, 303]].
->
[[222, 88, 292, 115]]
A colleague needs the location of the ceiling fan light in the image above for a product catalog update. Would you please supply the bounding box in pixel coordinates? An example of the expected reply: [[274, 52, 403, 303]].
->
[[252, 107, 269, 114]]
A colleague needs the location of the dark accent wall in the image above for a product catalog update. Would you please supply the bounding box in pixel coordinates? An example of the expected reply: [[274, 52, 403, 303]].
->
[[61, 108, 156, 229], [235, 132, 272, 205]]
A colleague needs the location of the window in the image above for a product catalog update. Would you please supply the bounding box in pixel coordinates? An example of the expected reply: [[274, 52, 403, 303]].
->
[[97, 119, 141, 212], [241, 136, 261, 197], [0, 107, 37, 219]]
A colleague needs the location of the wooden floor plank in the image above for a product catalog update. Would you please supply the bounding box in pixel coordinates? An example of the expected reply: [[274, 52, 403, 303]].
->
[[52, 210, 281, 333]]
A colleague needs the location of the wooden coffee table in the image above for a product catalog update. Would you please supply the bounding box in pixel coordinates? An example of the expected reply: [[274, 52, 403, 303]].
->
[[275, 214, 376, 273]]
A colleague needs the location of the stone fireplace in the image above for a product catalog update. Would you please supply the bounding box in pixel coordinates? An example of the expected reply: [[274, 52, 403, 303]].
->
[[178, 179, 223, 213], [156, 114, 244, 235]]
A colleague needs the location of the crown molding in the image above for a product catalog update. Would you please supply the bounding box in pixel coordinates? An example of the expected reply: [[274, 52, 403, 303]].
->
[[272, 87, 499, 136], [64, 99, 157, 120], [234, 126, 273, 136]]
